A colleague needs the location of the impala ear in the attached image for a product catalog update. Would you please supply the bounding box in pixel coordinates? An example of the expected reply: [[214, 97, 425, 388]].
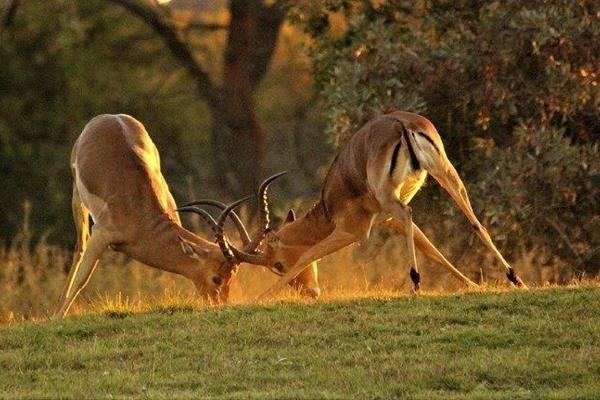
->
[[284, 209, 296, 223], [178, 236, 207, 260], [265, 230, 280, 247]]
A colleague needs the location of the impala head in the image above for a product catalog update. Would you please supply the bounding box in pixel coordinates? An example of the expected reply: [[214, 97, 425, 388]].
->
[[259, 210, 302, 273], [177, 235, 236, 303], [177, 198, 254, 303], [236, 205, 323, 299], [259, 210, 322, 298]]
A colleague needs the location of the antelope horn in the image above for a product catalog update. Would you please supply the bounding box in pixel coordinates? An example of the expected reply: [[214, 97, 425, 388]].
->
[[179, 199, 251, 246], [246, 171, 288, 251], [175, 206, 236, 265], [215, 197, 268, 265]]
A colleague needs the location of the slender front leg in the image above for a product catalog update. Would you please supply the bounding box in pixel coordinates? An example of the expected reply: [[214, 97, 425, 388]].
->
[[383, 218, 478, 288], [257, 229, 355, 301]]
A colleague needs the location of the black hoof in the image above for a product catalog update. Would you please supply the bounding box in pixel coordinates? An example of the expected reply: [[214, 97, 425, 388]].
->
[[410, 267, 421, 291], [506, 267, 522, 287]]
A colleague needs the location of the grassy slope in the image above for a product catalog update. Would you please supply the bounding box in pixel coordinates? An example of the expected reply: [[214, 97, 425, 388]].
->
[[1, 287, 599, 399]]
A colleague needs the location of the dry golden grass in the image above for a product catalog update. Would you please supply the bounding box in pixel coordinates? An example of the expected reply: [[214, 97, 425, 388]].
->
[[1, 215, 589, 324]]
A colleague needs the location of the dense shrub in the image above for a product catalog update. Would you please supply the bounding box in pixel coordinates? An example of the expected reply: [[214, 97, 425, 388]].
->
[[292, 0, 599, 276]]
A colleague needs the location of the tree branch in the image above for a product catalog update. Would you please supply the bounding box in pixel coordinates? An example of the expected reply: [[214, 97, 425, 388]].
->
[[184, 22, 228, 32], [248, 0, 287, 88], [1, 0, 20, 33], [106, 0, 220, 108]]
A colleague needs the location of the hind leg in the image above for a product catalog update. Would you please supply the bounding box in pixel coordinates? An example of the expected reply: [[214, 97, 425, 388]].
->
[[56, 187, 89, 310], [430, 161, 527, 288], [383, 218, 478, 288], [55, 229, 108, 318], [289, 262, 320, 298], [68, 187, 90, 272], [381, 199, 421, 292], [371, 180, 421, 291], [367, 148, 423, 292], [55, 187, 108, 318]]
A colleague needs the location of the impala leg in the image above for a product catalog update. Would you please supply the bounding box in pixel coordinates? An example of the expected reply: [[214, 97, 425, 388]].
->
[[383, 218, 478, 288], [257, 229, 355, 301], [66, 186, 90, 279], [289, 262, 320, 298], [55, 228, 108, 318], [383, 201, 421, 292], [433, 163, 527, 288], [56, 187, 90, 310]]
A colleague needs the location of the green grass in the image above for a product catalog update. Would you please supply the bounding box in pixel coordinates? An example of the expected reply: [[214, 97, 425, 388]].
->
[[1, 287, 599, 399]]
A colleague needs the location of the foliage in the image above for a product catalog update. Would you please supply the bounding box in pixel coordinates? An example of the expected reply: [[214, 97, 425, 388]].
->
[[1, 287, 599, 398], [0, 0, 213, 245], [0, 0, 327, 245], [471, 124, 598, 275], [308, 16, 426, 143], [292, 0, 599, 274]]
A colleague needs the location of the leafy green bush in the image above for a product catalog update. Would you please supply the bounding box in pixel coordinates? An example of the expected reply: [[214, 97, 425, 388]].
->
[[293, 0, 599, 277], [471, 124, 598, 275]]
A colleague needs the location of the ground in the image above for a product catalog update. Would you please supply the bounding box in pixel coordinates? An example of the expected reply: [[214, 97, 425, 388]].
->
[[1, 286, 599, 399]]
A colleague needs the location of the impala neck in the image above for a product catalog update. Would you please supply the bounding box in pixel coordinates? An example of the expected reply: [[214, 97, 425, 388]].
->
[[277, 201, 335, 248], [126, 213, 214, 279]]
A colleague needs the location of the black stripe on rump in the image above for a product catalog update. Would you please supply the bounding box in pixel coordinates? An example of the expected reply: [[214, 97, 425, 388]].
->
[[417, 131, 441, 154], [400, 124, 421, 171], [389, 141, 402, 176]]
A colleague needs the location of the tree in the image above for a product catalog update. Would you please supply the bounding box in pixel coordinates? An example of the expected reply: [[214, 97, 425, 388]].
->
[[0, 0, 327, 246], [106, 0, 287, 197], [0, 0, 216, 244]]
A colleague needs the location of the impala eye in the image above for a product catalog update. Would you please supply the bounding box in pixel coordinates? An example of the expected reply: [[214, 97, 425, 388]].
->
[[274, 262, 285, 272], [212, 276, 223, 286]]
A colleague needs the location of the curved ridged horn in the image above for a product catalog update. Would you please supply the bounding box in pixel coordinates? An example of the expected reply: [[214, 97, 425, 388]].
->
[[215, 197, 268, 265], [246, 171, 288, 251], [179, 199, 251, 246], [175, 206, 236, 265]]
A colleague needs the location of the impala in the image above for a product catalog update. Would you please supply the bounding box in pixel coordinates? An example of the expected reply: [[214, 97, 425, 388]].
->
[[204, 111, 527, 299], [56, 113, 281, 317]]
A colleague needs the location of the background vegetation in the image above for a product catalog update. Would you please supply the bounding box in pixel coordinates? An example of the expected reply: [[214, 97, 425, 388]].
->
[[0, 0, 598, 320], [292, 0, 598, 276]]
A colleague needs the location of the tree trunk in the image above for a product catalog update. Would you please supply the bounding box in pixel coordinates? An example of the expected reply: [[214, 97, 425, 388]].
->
[[107, 0, 286, 198], [209, 95, 264, 197], [209, 0, 284, 198]]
